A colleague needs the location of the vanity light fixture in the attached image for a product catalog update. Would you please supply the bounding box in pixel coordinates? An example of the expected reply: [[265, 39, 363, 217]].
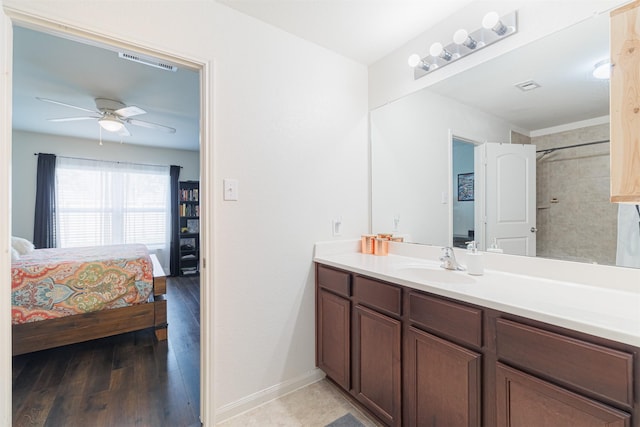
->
[[593, 59, 611, 79], [408, 10, 518, 80]]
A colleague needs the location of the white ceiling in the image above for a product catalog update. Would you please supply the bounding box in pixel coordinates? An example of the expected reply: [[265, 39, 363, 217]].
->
[[12, 26, 201, 151], [11, 1, 612, 150], [216, 0, 475, 65]]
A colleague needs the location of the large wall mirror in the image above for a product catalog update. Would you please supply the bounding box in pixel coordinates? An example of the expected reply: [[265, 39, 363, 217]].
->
[[371, 11, 639, 269]]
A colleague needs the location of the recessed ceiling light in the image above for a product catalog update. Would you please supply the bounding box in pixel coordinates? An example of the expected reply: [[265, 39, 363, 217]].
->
[[593, 59, 611, 79]]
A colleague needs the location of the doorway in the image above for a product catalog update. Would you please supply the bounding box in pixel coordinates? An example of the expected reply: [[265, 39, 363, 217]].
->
[[452, 137, 477, 249], [7, 18, 211, 425]]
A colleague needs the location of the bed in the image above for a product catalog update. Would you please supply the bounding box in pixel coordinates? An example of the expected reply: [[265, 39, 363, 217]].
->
[[11, 243, 167, 356]]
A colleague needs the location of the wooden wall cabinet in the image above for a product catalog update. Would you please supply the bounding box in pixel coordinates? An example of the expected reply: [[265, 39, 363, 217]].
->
[[315, 263, 639, 426], [610, 0, 640, 202]]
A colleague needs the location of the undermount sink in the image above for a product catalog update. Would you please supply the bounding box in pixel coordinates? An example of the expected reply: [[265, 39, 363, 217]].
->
[[394, 264, 477, 285]]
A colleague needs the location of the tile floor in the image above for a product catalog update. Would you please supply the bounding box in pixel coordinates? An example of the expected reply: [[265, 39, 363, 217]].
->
[[216, 379, 382, 427]]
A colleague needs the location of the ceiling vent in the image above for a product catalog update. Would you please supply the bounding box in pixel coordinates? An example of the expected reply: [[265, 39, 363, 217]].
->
[[118, 52, 178, 72], [515, 80, 541, 92]]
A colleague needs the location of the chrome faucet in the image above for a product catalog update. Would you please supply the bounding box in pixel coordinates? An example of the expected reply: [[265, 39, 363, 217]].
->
[[440, 246, 464, 271]]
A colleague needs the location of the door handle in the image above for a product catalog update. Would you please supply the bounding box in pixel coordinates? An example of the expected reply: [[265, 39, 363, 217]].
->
[[530, 227, 537, 233]]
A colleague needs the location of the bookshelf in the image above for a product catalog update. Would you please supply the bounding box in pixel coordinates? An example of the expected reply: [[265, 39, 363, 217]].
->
[[179, 180, 199, 275]]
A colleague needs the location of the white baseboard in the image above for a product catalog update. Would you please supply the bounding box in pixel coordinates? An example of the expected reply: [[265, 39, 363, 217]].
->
[[215, 368, 325, 423]]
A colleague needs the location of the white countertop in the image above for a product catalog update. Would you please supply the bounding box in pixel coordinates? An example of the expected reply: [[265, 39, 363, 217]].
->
[[314, 241, 640, 347]]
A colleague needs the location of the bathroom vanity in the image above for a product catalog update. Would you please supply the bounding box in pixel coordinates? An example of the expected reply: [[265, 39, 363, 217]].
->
[[314, 241, 640, 427]]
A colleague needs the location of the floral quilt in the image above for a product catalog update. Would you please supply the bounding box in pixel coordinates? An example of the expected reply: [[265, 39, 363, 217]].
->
[[11, 244, 153, 325]]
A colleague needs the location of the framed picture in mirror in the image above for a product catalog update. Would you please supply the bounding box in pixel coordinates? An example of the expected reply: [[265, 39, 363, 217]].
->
[[458, 173, 474, 201]]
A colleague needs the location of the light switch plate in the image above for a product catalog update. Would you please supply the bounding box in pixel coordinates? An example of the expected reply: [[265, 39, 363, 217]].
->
[[223, 179, 239, 201]]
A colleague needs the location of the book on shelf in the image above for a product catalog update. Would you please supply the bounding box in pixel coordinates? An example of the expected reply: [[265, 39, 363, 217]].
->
[[180, 203, 200, 217], [180, 188, 199, 202]]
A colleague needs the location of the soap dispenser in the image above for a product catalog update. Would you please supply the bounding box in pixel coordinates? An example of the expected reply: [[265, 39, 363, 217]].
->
[[487, 238, 504, 253], [466, 241, 484, 276]]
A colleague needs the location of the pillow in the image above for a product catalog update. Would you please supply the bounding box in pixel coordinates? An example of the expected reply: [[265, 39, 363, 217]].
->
[[11, 236, 35, 255], [11, 247, 20, 261]]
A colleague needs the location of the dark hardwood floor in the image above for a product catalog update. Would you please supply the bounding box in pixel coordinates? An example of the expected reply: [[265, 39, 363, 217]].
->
[[12, 275, 201, 427]]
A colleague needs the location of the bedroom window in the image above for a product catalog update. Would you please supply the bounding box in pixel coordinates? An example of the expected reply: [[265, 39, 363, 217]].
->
[[55, 157, 171, 265]]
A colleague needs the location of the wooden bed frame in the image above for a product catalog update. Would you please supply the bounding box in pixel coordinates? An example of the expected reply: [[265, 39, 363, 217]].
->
[[12, 254, 168, 356]]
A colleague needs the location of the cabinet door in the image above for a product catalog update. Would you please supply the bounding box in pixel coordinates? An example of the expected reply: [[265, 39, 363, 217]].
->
[[496, 363, 630, 427], [354, 305, 401, 426], [317, 289, 350, 390], [610, 1, 640, 202], [405, 326, 481, 427]]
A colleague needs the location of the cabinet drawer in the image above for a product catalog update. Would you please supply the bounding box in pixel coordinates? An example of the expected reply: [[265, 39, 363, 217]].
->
[[496, 318, 633, 407], [354, 276, 402, 316], [409, 291, 482, 348], [317, 264, 351, 297]]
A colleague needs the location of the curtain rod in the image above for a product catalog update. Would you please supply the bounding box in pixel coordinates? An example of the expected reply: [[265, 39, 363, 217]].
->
[[536, 139, 610, 155], [34, 153, 182, 169]]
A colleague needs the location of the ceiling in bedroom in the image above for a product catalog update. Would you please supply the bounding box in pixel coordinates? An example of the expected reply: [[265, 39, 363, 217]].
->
[[12, 26, 201, 151]]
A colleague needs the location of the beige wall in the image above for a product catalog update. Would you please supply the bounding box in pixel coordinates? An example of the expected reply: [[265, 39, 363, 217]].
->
[[533, 123, 615, 264]]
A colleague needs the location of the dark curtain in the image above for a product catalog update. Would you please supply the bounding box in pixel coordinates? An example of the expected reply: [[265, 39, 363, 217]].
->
[[169, 165, 181, 276], [33, 153, 57, 249]]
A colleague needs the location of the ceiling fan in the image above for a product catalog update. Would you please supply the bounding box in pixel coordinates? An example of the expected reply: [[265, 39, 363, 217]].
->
[[37, 97, 176, 135]]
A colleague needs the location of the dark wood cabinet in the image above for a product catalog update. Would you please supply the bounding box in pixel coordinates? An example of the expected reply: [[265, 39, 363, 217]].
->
[[405, 326, 481, 427], [178, 181, 199, 275], [315, 262, 640, 427], [317, 288, 351, 390], [496, 363, 630, 427], [353, 305, 402, 426], [495, 318, 634, 408]]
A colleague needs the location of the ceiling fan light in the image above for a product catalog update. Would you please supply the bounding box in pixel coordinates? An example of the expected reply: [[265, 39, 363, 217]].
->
[[98, 116, 124, 132]]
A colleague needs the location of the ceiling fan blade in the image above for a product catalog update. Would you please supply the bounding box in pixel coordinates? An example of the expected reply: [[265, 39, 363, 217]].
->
[[115, 105, 146, 118], [49, 116, 101, 122], [119, 124, 132, 137], [37, 97, 99, 114], [126, 118, 176, 134]]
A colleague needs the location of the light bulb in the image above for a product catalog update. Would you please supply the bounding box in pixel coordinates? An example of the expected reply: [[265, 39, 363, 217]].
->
[[429, 42, 444, 57], [453, 29, 477, 49], [483, 11, 508, 36], [430, 42, 452, 61], [453, 29, 468, 45], [408, 54, 421, 68], [482, 12, 499, 29]]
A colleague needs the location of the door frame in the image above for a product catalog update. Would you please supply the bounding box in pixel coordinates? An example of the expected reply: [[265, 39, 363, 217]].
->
[[0, 9, 216, 425], [448, 130, 485, 249]]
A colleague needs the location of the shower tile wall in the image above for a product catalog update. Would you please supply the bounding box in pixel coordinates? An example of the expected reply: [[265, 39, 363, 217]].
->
[[532, 123, 616, 265]]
